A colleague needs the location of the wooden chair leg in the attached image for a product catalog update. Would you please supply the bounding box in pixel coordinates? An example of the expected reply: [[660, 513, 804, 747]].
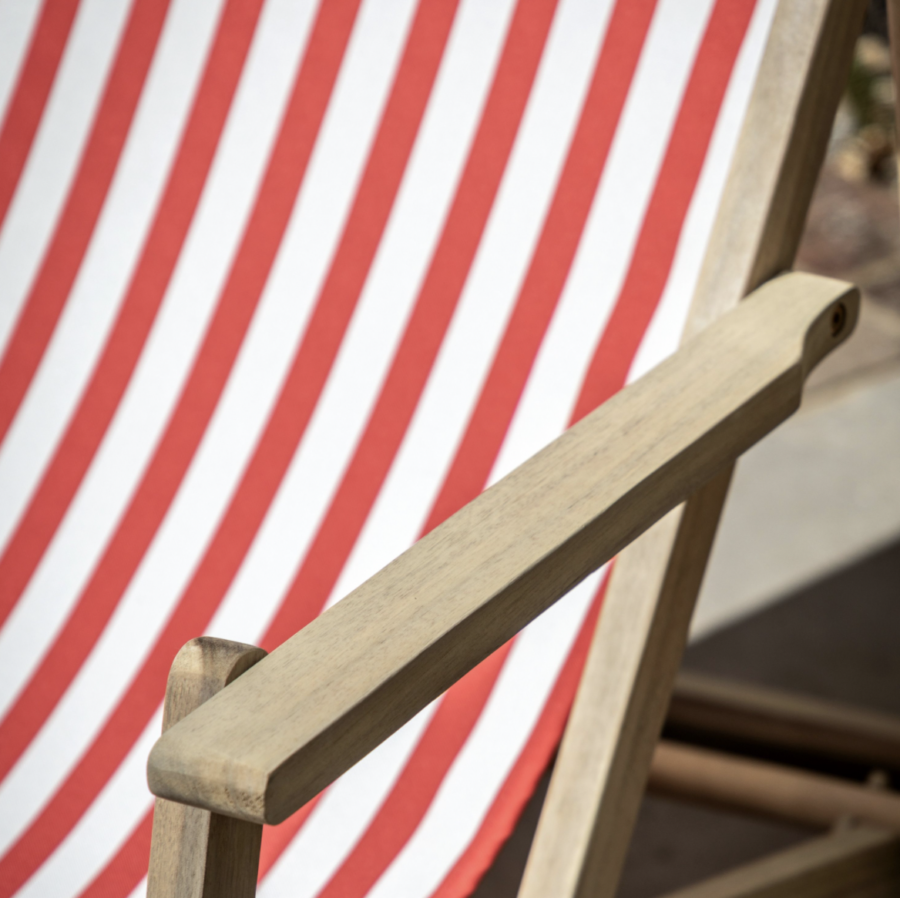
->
[[147, 638, 267, 898]]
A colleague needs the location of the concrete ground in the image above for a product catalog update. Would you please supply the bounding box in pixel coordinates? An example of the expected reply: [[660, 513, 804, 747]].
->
[[691, 331, 900, 641]]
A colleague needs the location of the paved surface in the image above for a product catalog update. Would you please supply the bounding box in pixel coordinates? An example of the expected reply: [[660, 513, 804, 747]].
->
[[688, 158, 900, 641], [692, 365, 900, 640]]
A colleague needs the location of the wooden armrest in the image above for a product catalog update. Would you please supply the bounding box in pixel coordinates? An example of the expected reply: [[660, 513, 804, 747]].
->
[[147, 271, 857, 826]]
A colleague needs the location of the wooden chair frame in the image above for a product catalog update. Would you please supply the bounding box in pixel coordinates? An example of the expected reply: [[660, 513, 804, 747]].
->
[[144, 1, 900, 896]]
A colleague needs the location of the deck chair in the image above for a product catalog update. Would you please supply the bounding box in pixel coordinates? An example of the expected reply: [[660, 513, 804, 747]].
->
[[0, 0, 893, 896]]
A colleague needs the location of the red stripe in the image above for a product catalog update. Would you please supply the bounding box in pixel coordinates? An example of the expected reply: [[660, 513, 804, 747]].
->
[[50, 0, 546, 886], [0, 0, 170, 445], [260, 0, 558, 650], [0, 2, 456, 892], [0, 0, 80, 229], [62, 768, 323, 898], [253, 0, 655, 884], [292, 1, 756, 892], [0, 0, 269, 776], [571, 0, 756, 423], [204, 0, 464, 654], [56, 731, 324, 898], [68, 784, 322, 897], [422, 0, 658, 534], [75, 811, 152, 898], [430, 575, 605, 898], [258, 795, 322, 878], [318, 645, 512, 898], [433, 3, 757, 892], [85, 787, 325, 894], [248, 0, 562, 886]]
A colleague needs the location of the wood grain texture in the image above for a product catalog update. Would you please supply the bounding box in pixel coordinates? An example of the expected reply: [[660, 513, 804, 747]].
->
[[669, 672, 900, 771], [649, 740, 900, 832], [659, 827, 900, 898], [517, 3, 866, 897], [147, 638, 266, 898], [147, 272, 857, 825]]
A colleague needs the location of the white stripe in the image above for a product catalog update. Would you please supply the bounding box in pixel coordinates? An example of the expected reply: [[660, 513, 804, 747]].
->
[[492, 0, 717, 483], [629, 0, 778, 381], [327, 0, 616, 610], [0, 0, 226, 563], [258, 4, 615, 882], [207, 0, 515, 645], [246, 7, 527, 889], [363, 6, 719, 887], [14, 710, 161, 898], [0, 0, 133, 354], [0, 0, 323, 848], [261, 702, 438, 898], [368, 572, 599, 898], [209, 7, 768, 897], [348, 0, 722, 888], [275, 3, 775, 891], [0, 0, 43, 121]]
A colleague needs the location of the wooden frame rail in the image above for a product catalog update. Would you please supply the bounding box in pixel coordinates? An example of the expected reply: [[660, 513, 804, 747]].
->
[[649, 741, 900, 832], [147, 272, 857, 827], [668, 672, 900, 771]]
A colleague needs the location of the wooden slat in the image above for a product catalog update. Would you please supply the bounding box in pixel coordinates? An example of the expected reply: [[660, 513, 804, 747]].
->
[[659, 826, 900, 898], [516, 2, 867, 897], [147, 638, 266, 898], [668, 672, 900, 771], [147, 271, 856, 826], [649, 740, 900, 832]]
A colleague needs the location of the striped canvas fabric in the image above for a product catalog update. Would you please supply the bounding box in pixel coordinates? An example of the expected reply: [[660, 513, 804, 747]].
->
[[0, 0, 778, 895]]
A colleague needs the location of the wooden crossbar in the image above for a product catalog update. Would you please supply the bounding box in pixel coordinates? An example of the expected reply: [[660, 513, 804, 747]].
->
[[649, 741, 900, 832], [668, 672, 900, 771]]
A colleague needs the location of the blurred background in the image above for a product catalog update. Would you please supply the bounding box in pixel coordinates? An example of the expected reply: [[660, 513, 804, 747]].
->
[[474, 3, 900, 895]]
